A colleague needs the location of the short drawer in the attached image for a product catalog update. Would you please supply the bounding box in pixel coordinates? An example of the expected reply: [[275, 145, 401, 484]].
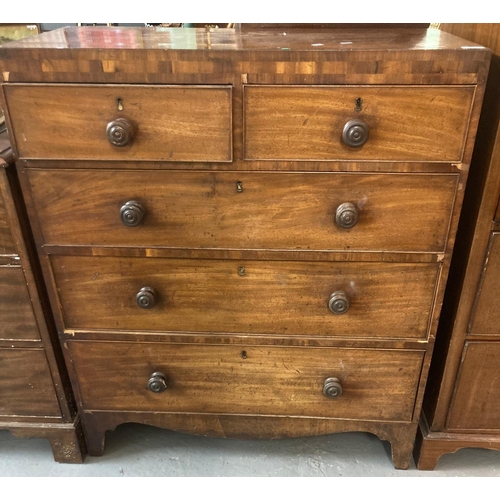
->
[[244, 85, 474, 161], [51, 256, 438, 340], [0, 266, 40, 341], [28, 169, 458, 253], [68, 341, 424, 422], [0, 348, 61, 417], [4, 84, 232, 161]]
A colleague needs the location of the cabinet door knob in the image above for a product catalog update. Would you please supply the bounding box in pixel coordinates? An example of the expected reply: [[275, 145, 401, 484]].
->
[[323, 377, 343, 398], [342, 119, 369, 148], [335, 202, 359, 229], [136, 286, 157, 309], [328, 291, 350, 314], [148, 372, 168, 393], [106, 117, 135, 147], [120, 200, 145, 227]]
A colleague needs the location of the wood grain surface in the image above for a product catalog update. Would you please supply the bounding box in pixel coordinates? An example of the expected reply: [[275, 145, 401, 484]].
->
[[244, 86, 474, 162], [51, 255, 438, 339], [447, 342, 500, 430], [69, 341, 423, 421], [469, 233, 500, 336], [4, 85, 232, 161], [0, 266, 40, 341], [0, 348, 61, 417], [0, 177, 16, 255], [27, 169, 458, 252]]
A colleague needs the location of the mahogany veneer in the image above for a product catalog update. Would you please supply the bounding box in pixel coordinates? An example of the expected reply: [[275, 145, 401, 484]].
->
[[0, 26, 490, 469], [0, 131, 84, 462], [415, 23, 500, 471]]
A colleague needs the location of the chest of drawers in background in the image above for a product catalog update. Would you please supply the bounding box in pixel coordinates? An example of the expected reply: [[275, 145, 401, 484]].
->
[[0, 26, 490, 469], [0, 127, 84, 462], [414, 23, 500, 470]]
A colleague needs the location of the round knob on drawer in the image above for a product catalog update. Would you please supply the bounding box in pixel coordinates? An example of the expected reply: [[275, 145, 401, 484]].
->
[[148, 372, 168, 393], [335, 202, 359, 229], [342, 119, 369, 148], [136, 286, 157, 309], [120, 200, 145, 227], [328, 291, 350, 315], [106, 118, 135, 147], [323, 377, 343, 399]]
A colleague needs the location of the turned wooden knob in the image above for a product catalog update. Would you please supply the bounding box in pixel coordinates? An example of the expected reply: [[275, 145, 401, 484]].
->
[[342, 119, 369, 148], [323, 377, 343, 398], [120, 200, 145, 227], [106, 118, 135, 147], [136, 286, 157, 309], [328, 291, 350, 315], [335, 202, 359, 229], [148, 372, 168, 393]]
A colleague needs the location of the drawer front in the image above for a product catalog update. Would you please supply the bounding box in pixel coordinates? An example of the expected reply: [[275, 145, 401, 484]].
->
[[0, 177, 16, 255], [51, 256, 438, 339], [0, 348, 61, 417], [244, 86, 474, 161], [0, 266, 40, 340], [448, 342, 500, 431], [29, 169, 457, 253], [5, 85, 232, 161], [69, 341, 424, 421], [469, 232, 500, 336]]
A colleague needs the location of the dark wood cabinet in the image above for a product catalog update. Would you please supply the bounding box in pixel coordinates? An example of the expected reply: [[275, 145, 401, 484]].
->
[[0, 26, 490, 469], [0, 132, 85, 462], [415, 23, 500, 470]]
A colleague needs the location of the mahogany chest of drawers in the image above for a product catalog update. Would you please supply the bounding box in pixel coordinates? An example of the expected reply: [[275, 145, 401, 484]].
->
[[0, 26, 490, 469], [0, 128, 84, 462], [414, 23, 500, 470]]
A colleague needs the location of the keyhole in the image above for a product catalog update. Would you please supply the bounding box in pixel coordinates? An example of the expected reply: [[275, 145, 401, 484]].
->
[[238, 266, 245, 276], [117, 98, 124, 111], [355, 97, 363, 112], [241, 350, 248, 359], [236, 181, 243, 193]]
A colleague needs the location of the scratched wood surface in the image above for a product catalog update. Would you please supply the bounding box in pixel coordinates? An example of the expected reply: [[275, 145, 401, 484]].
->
[[69, 341, 424, 421], [0, 27, 489, 85]]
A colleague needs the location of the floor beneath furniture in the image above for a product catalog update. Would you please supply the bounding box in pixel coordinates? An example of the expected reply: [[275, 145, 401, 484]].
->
[[0, 424, 499, 476]]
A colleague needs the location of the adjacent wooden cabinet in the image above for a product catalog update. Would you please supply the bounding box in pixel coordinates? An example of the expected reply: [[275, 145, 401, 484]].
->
[[415, 23, 500, 470], [0, 130, 84, 462], [0, 26, 491, 469]]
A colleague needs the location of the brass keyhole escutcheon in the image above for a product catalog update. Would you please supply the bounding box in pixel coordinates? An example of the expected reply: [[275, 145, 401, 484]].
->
[[238, 266, 245, 276], [117, 98, 124, 111], [241, 350, 248, 359], [355, 97, 363, 112], [236, 181, 243, 193]]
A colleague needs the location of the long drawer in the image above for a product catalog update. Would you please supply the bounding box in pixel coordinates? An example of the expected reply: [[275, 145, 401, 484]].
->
[[28, 169, 458, 253], [244, 85, 474, 161], [51, 255, 438, 339], [68, 341, 424, 422], [4, 84, 233, 161], [0, 348, 61, 417]]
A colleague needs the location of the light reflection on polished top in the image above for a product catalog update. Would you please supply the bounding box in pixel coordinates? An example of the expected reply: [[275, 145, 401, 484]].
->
[[0, 26, 485, 52]]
